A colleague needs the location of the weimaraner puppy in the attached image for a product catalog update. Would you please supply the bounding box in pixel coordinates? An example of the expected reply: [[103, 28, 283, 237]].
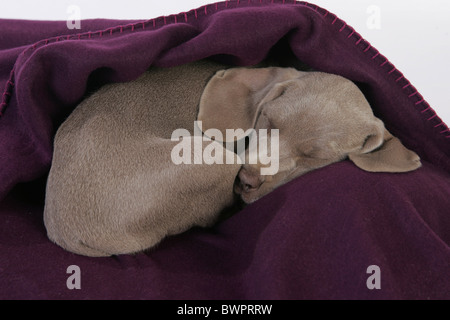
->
[[44, 60, 421, 257], [44, 61, 242, 257], [198, 67, 422, 203]]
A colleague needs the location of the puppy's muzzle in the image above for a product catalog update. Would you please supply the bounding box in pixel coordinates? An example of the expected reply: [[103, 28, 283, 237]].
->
[[235, 167, 264, 194]]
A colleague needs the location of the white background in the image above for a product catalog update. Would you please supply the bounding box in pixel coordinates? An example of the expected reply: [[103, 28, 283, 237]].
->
[[1, 0, 449, 125]]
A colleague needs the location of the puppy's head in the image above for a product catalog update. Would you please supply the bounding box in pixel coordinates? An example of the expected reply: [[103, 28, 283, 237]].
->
[[198, 67, 421, 203]]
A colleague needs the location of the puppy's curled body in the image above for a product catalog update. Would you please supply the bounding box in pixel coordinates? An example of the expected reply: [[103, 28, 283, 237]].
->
[[44, 61, 241, 257]]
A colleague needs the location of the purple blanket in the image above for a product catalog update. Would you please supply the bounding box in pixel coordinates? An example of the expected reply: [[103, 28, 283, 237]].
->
[[1, 0, 449, 299]]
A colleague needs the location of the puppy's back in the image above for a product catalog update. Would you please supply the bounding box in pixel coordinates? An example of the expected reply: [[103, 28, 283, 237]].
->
[[44, 60, 241, 256]]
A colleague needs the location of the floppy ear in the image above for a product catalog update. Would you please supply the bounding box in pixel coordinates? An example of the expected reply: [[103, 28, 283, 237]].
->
[[197, 67, 301, 141], [348, 125, 421, 173]]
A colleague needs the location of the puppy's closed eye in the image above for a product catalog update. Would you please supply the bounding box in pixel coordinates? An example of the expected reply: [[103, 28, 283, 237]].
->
[[273, 86, 287, 101], [263, 83, 288, 105], [300, 150, 315, 159]]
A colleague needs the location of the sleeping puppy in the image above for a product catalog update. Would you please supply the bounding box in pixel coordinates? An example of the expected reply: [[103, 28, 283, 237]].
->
[[44, 61, 241, 257], [198, 67, 422, 203], [44, 61, 421, 257]]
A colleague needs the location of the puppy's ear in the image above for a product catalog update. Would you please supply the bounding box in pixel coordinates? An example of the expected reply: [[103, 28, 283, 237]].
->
[[197, 67, 301, 142], [348, 122, 421, 173]]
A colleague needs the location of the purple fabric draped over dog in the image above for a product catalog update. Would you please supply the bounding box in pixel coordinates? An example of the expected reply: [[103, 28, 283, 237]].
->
[[0, 0, 449, 299]]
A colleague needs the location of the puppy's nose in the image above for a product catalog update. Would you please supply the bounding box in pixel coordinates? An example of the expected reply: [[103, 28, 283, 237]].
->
[[237, 167, 263, 193]]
